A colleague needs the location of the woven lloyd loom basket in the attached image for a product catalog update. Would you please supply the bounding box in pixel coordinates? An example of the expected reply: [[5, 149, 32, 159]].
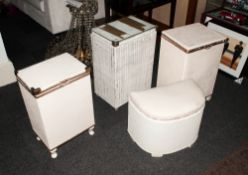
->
[[91, 16, 156, 109]]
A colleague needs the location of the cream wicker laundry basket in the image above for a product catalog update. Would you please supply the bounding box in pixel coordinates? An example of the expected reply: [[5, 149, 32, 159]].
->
[[91, 16, 156, 109], [17, 53, 95, 158]]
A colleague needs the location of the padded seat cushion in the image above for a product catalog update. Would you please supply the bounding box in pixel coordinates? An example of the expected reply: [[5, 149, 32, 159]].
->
[[130, 80, 205, 120]]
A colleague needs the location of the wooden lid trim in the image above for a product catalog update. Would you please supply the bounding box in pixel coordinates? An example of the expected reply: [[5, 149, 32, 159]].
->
[[17, 69, 90, 98], [161, 34, 224, 53]]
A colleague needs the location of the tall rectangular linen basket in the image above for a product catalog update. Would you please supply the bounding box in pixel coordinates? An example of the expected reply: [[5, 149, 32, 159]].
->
[[17, 53, 95, 157], [157, 23, 225, 99], [91, 16, 156, 109]]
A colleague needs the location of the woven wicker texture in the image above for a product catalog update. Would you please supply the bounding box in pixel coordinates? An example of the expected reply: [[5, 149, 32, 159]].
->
[[92, 18, 156, 109]]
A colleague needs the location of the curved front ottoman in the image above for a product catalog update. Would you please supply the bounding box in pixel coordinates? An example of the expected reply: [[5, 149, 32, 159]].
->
[[128, 80, 205, 157]]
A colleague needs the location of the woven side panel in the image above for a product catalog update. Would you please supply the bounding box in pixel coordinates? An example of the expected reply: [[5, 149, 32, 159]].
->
[[92, 29, 156, 109], [92, 33, 115, 105]]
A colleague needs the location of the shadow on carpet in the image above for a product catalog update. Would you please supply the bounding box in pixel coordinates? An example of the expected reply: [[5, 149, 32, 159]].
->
[[200, 143, 248, 175]]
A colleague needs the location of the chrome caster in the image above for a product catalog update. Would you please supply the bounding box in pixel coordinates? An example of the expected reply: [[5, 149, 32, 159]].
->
[[36, 136, 41, 141], [50, 148, 58, 159], [88, 127, 95, 136]]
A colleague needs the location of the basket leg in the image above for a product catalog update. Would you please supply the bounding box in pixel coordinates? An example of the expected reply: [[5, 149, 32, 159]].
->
[[50, 148, 58, 159], [36, 136, 41, 141], [206, 95, 212, 101], [88, 126, 95, 136]]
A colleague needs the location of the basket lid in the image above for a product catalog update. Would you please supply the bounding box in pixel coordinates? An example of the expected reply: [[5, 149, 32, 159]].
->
[[92, 16, 156, 43], [162, 23, 226, 52], [17, 53, 86, 91]]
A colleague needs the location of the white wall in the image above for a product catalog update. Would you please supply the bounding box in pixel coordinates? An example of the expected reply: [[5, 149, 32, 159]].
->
[[149, 0, 189, 27], [194, 0, 207, 22], [95, 0, 105, 19], [147, 0, 207, 27]]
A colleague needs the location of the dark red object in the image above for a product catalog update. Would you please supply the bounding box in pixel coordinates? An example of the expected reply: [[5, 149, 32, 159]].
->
[[219, 10, 246, 25]]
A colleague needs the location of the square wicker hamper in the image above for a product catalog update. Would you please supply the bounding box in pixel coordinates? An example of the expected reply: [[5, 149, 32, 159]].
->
[[17, 53, 95, 158], [91, 16, 156, 109]]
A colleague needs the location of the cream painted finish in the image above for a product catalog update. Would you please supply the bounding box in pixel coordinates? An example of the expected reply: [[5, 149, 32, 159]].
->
[[0, 33, 16, 87], [17, 53, 95, 158], [157, 23, 225, 98], [128, 80, 205, 157]]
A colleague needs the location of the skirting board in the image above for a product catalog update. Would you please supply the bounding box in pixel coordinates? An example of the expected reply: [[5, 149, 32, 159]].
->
[[0, 60, 16, 87]]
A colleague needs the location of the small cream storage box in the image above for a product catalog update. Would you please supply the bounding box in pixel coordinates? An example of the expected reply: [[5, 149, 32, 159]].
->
[[17, 53, 95, 158], [91, 16, 156, 109], [157, 23, 225, 99]]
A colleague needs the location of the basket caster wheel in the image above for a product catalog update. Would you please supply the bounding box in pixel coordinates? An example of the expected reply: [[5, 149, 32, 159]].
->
[[51, 152, 58, 159], [36, 136, 41, 141], [206, 95, 212, 101], [188, 143, 194, 148], [88, 127, 95, 136], [50, 148, 58, 159], [151, 153, 163, 157]]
